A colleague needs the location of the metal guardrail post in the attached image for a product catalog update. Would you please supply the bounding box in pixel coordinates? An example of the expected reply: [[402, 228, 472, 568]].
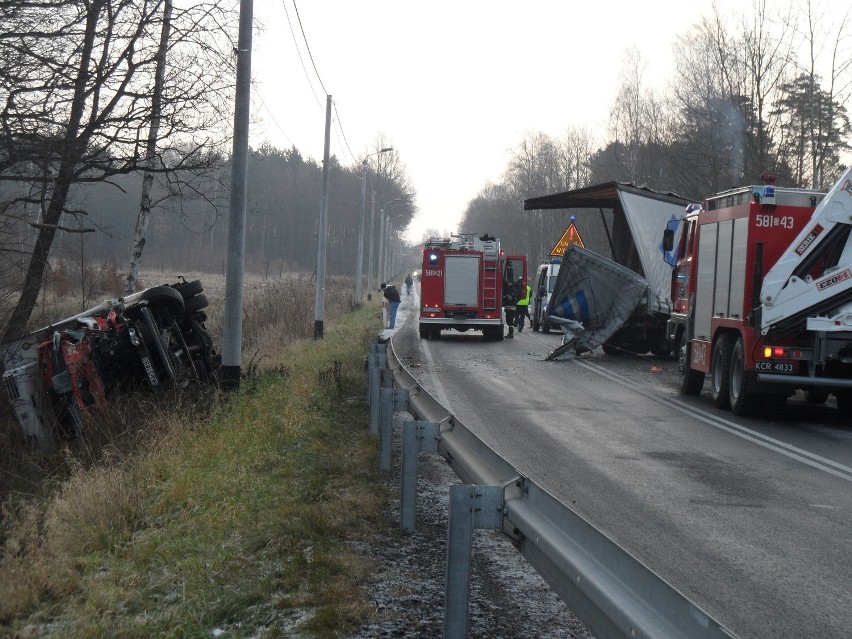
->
[[400, 420, 440, 531], [368, 343, 382, 434], [444, 484, 503, 639], [379, 385, 394, 470]]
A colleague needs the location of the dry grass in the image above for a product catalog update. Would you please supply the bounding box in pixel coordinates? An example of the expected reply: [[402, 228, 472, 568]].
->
[[0, 275, 386, 636]]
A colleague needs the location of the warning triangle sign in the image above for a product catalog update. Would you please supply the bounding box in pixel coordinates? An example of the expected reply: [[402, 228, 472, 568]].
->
[[550, 222, 585, 256]]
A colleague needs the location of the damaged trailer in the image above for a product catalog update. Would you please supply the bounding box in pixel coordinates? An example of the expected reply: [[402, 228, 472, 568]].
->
[[524, 182, 692, 356]]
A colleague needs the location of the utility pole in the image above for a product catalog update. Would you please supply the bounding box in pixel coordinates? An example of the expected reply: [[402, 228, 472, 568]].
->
[[354, 160, 367, 306], [220, 0, 253, 391], [314, 95, 332, 339], [366, 189, 376, 300]]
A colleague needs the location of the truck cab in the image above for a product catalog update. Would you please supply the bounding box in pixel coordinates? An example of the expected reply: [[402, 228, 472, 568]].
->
[[532, 259, 560, 333]]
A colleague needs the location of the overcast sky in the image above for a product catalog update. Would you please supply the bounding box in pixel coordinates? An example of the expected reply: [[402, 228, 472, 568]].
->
[[248, 0, 792, 242]]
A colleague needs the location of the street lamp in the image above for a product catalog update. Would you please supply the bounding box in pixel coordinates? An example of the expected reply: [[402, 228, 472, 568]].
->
[[357, 147, 393, 305], [378, 198, 401, 287]]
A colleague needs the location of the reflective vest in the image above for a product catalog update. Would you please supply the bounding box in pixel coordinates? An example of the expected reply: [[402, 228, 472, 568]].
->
[[517, 285, 531, 306]]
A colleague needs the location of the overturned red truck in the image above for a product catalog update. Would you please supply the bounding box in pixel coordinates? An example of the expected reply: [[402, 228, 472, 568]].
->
[[2, 279, 220, 448], [666, 169, 852, 416]]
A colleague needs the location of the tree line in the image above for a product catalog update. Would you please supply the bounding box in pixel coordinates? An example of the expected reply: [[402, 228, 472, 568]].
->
[[461, 2, 852, 264], [2, 0, 851, 341]]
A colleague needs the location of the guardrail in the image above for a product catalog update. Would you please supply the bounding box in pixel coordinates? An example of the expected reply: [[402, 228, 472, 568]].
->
[[367, 337, 738, 639]]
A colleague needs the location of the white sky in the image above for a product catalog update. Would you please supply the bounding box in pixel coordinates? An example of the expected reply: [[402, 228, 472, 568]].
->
[[248, 0, 748, 242]]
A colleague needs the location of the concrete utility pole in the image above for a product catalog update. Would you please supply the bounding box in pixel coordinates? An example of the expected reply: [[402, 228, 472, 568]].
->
[[355, 161, 368, 305], [366, 189, 377, 299], [314, 94, 333, 340], [355, 147, 393, 306], [220, 0, 253, 391]]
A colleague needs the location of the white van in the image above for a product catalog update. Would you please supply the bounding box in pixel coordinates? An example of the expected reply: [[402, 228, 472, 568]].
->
[[532, 260, 560, 333]]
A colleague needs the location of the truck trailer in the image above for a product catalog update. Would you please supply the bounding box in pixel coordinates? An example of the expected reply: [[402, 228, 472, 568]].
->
[[524, 182, 691, 356], [665, 169, 852, 416], [418, 234, 526, 340]]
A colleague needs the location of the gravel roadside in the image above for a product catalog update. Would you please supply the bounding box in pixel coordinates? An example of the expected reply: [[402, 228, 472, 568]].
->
[[346, 319, 596, 639]]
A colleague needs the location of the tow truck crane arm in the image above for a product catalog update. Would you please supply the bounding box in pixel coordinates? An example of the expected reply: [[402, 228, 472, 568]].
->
[[760, 167, 852, 333]]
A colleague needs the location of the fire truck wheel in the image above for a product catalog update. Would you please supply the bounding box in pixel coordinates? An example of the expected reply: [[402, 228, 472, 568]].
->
[[419, 325, 429, 339], [729, 336, 762, 416], [711, 333, 734, 409], [834, 391, 852, 416], [172, 279, 204, 299], [804, 389, 829, 404], [679, 341, 705, 396]]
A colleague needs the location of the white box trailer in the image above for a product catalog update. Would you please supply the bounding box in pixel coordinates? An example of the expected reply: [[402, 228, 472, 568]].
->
[[524, 182, 692, 356]]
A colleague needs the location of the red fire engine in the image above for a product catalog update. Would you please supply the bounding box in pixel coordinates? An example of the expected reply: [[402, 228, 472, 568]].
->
[[666, 169, 852, 416], [419, 234, 526, 341]]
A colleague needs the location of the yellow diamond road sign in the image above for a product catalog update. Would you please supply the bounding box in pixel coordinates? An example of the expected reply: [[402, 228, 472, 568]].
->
[[550, 222, 585, 256]]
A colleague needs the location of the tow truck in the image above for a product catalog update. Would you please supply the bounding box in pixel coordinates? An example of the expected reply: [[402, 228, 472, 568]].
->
[[418, 234, 526, 340], [665, 169, 852, 415]]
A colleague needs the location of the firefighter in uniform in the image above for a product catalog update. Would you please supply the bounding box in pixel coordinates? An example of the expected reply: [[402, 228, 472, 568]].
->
[[515, 280, 532, 332], [503, 277, 519, 338]]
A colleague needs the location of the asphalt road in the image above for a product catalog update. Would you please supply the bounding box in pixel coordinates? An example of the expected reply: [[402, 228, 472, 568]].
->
[[388, 289, 852, 639]]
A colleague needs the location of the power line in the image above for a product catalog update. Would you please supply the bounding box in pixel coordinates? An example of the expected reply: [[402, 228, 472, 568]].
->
[[291, 0, 328, 96], [280, 0, 324, 113]]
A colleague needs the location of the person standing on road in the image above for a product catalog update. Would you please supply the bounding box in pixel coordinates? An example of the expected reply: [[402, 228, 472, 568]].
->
[[503, 277, 519, 339], [381, 282, 402, 329], [404, 273, 413, 295], [515, 280, 531, 332]]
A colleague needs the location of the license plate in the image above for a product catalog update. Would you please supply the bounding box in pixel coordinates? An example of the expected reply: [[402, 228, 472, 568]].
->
[[754, 361, 796, 374]]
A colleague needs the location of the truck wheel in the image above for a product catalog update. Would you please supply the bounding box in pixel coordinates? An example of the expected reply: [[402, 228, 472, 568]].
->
[[532, 316, 540, 332], [804, 389, 829, 404], [729, 336, 762, 416], [711, 333, 734, 409], [679, 340, 705, 396], [542, 321, 551, 334], [419, 325, 428, 339], [834, 391, 852, 416]]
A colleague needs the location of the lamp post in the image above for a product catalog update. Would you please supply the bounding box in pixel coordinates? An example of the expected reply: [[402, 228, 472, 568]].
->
[[378, 198, 401, 287], [356, 147, 393, 305]]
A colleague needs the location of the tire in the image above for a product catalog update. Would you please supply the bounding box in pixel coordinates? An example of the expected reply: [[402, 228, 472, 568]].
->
[[834, 391, 852, 417], [729, 336, 762, 416], [542, 320, 551, 334], [172, 279, 203, 300], [805, 389, 829, 404], [138, 286, 185, 318], [650, 342, 672, 358], [419, 324, 428, 339], [602, 340, 622, 356], [679, 339, 705, 396], [183, 292, 209, 315], [711, 333, 734, 409]]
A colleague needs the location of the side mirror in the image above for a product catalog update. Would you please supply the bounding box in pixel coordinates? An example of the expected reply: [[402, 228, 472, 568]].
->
[[662, 228, 674, 253]]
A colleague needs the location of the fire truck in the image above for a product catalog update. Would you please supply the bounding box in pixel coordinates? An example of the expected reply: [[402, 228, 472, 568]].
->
[[665, 168, 852, 416], [418, 234, 526, 340]]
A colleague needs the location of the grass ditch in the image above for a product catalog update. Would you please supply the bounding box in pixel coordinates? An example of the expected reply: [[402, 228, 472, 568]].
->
[[0, 291, 389, 637]]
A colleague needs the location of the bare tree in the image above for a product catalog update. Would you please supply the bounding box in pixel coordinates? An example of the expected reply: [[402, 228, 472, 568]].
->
[[0, 0, 237, 342]]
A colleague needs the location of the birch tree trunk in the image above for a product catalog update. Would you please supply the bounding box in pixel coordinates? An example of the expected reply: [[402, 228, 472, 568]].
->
[[125, 0, 173, 295]]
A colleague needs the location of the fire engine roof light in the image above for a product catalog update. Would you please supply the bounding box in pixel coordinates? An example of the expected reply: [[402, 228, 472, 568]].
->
[[429, 253, 438, 263]]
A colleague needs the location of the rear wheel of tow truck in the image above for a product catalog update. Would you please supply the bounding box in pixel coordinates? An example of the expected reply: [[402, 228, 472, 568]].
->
[[834, 391, 852, 416], [805, 389, 829, 404], [729, 336, 763, 416], [711, 333, 734, 409], [678, 337, 705, 396]]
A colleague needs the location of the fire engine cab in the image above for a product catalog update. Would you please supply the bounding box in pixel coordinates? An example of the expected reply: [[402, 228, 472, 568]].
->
[[666, 169, 852, 416], [419, 234, 526, 341]]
